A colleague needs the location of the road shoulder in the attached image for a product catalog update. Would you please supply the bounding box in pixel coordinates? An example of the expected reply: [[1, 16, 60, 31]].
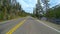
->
[[33, 17, 60, 32]]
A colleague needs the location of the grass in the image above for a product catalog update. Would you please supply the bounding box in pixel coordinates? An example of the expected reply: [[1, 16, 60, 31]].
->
[[0, 15, 27, 22]]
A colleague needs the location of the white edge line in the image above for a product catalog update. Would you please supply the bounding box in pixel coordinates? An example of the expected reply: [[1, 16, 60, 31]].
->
[[37, 20, 60, 33]]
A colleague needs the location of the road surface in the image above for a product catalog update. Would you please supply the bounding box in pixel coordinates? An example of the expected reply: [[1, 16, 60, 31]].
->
[[0, 16, 60, 34]]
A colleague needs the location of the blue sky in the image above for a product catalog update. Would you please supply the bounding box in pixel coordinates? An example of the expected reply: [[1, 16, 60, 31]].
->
[[17, 0, 60, 13]]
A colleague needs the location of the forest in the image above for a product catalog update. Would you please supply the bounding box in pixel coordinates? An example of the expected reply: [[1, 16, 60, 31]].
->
[[0, 0, 28, 21]]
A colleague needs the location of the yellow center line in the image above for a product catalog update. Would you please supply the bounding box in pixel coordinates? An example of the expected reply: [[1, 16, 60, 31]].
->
[[6, 18, 27, 34]]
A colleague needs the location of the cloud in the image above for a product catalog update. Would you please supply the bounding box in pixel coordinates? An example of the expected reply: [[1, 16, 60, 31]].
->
[[17, 0, 60, 13], [49, 0, 60, 7], [17, 0, 37, 13]]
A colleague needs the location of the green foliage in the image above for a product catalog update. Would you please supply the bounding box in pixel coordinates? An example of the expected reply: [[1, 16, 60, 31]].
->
[[45, 6, 60, 18], [0, 12, 4, 20], [0, 0, 28, 21]]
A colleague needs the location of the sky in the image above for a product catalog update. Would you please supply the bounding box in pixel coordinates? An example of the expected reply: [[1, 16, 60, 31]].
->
[[17, 0, 60, 13]]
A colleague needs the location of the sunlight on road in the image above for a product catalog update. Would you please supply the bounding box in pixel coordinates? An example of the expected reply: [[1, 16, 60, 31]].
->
[[0, 0, 60, 34]]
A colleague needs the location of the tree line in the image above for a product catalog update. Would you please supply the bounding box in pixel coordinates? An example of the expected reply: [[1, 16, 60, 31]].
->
[[0, 0, 28, 21], [45, 4, 60, 19], [33, 0, 60, 19]]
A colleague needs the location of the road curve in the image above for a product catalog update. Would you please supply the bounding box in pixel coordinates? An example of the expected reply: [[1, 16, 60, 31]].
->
[[0, 17, 60, 34]]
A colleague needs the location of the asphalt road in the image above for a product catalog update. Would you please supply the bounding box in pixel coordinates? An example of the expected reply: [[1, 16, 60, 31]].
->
[[0, 17, 60, 34]]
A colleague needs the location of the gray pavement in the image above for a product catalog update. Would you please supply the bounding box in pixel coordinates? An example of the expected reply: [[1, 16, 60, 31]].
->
[[0, 17, 60, 34], [0, 18, 25, 34]]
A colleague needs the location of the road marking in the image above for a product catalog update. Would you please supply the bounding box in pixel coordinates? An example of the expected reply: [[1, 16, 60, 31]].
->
[[36, 20, 60, 33], [6, 18, 27, 34]]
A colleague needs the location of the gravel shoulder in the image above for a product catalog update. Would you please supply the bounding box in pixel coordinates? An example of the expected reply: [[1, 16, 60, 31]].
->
[[39, 20, 60, 31]]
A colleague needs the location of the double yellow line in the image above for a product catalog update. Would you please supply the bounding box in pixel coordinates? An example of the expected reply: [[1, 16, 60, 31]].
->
[[6, 18, 27, 34]]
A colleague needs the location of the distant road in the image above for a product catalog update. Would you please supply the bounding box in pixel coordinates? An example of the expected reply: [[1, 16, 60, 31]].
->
[[0, 16, 60, 34]]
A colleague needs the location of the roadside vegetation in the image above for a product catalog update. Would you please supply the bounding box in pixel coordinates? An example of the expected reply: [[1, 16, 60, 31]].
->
[[33, 0, 60, 24], [0, 0, 28, 21], [45, 5, 60, 19]]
